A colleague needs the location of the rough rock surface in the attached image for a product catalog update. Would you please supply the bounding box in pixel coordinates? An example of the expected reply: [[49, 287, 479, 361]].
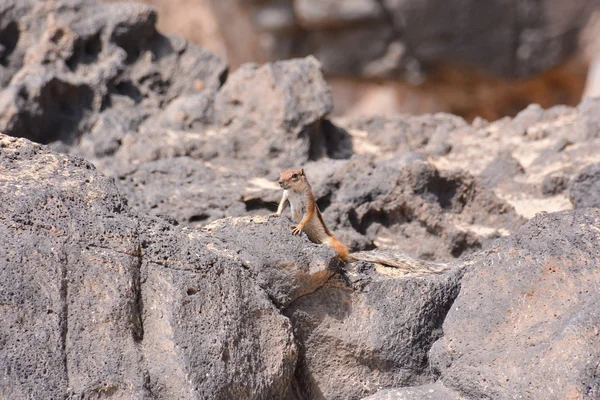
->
[[361, 383, 463, 400], [213, 56, 335, 167], [116, 156, 251, 226], [203, 215, 341, 309], [430, 209, 600, 399], [420, 101, 600, 219], [286, 262, 466, 400], [137, 216, 300, 399], [269, 155, 522, 264], [0, 134, 309, 398], [2, 1, 600, 399], [0, 0, 227, 146], [3, 0, 599, 262], [0, 135, 146, 397]]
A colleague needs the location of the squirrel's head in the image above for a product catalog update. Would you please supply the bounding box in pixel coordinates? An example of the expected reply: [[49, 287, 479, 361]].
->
[[278, 169, 307, 191]]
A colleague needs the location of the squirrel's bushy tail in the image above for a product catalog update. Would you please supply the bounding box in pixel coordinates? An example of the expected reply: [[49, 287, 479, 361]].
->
[[348, 249, 450, 274], [325, 236, 349, 261], [321, 233, 450, 275]]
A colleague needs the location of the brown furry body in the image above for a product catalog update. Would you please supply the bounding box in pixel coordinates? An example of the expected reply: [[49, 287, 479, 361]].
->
[[271, 169, 349, 260]]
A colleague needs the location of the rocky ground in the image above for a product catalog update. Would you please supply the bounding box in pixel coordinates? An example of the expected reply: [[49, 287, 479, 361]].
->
[[1, 1, 600, 399]]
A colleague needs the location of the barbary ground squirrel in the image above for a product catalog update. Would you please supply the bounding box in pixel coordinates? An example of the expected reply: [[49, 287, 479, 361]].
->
[[271, 169, 450, 274]]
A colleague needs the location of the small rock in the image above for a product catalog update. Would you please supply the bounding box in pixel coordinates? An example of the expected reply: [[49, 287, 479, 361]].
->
[[541, 173, 568, 196], [480, 152, 525, 188], [569, 163, 600, 208]]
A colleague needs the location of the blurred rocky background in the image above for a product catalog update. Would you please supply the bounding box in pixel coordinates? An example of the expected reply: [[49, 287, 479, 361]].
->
[[107, 0, 600, 120]]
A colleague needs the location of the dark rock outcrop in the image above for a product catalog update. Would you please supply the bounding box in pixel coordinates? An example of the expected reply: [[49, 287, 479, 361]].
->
[[213, 56, 335, 167], [0, 134, 465, 400], [116, 156, 250, 226], [0, 134, 301, 398], [137, 216, 299, 399], [421, 101, 600, 220], [286, 262, 466, 400], [0, 135, 146, 398], [541, 172, 569, 196], [480, 152, 525, 188], [3, 0, 597, 260], [0, 0, 227, 146], [300, 156, 523, 262], [203, 215, 341, 309], [430, 209, 600, 399]]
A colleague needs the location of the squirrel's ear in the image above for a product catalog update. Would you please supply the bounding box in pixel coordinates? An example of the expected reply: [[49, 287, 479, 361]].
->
[[300, 168, 305, 176]]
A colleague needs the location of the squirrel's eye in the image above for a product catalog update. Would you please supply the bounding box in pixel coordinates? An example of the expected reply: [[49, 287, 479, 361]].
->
[[291, 174, 298, 179]]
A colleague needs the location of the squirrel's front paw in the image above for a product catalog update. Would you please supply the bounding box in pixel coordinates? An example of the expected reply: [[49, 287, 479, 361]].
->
[[269, 213, 280, 218], [291, 225, 303, 235]]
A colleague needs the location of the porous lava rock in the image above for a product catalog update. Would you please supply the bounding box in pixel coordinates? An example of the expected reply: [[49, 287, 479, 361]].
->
[[430, 209, 600, 399]]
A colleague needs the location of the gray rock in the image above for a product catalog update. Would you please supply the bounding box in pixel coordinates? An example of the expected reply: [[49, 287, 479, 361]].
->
[[203, 215, 341, 308], [479, 152, 525, 188], [541, 173, 569, 196], [319, 156, 524, 262], [285, 262, 465, 400], [0, 0, 226, 149], [75, 109, 133, 159], [361, 382, 462, 400], [0, 134, 298, 399], [157, 92, 216, 130], [430, 209, 600, 399], [0, 134, 146, 398], [115, 156, 250, 225], [138, 217, 298, 399], [102, 56, 348, 182], [339, 114, 467, 155], [306, 26, 397, 78], [570, 163, 600, 208], [214, 56, 334, 168], [504, 103, 545, 136], [383, 0, 518, 75], [2, 2, 600, 398]]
